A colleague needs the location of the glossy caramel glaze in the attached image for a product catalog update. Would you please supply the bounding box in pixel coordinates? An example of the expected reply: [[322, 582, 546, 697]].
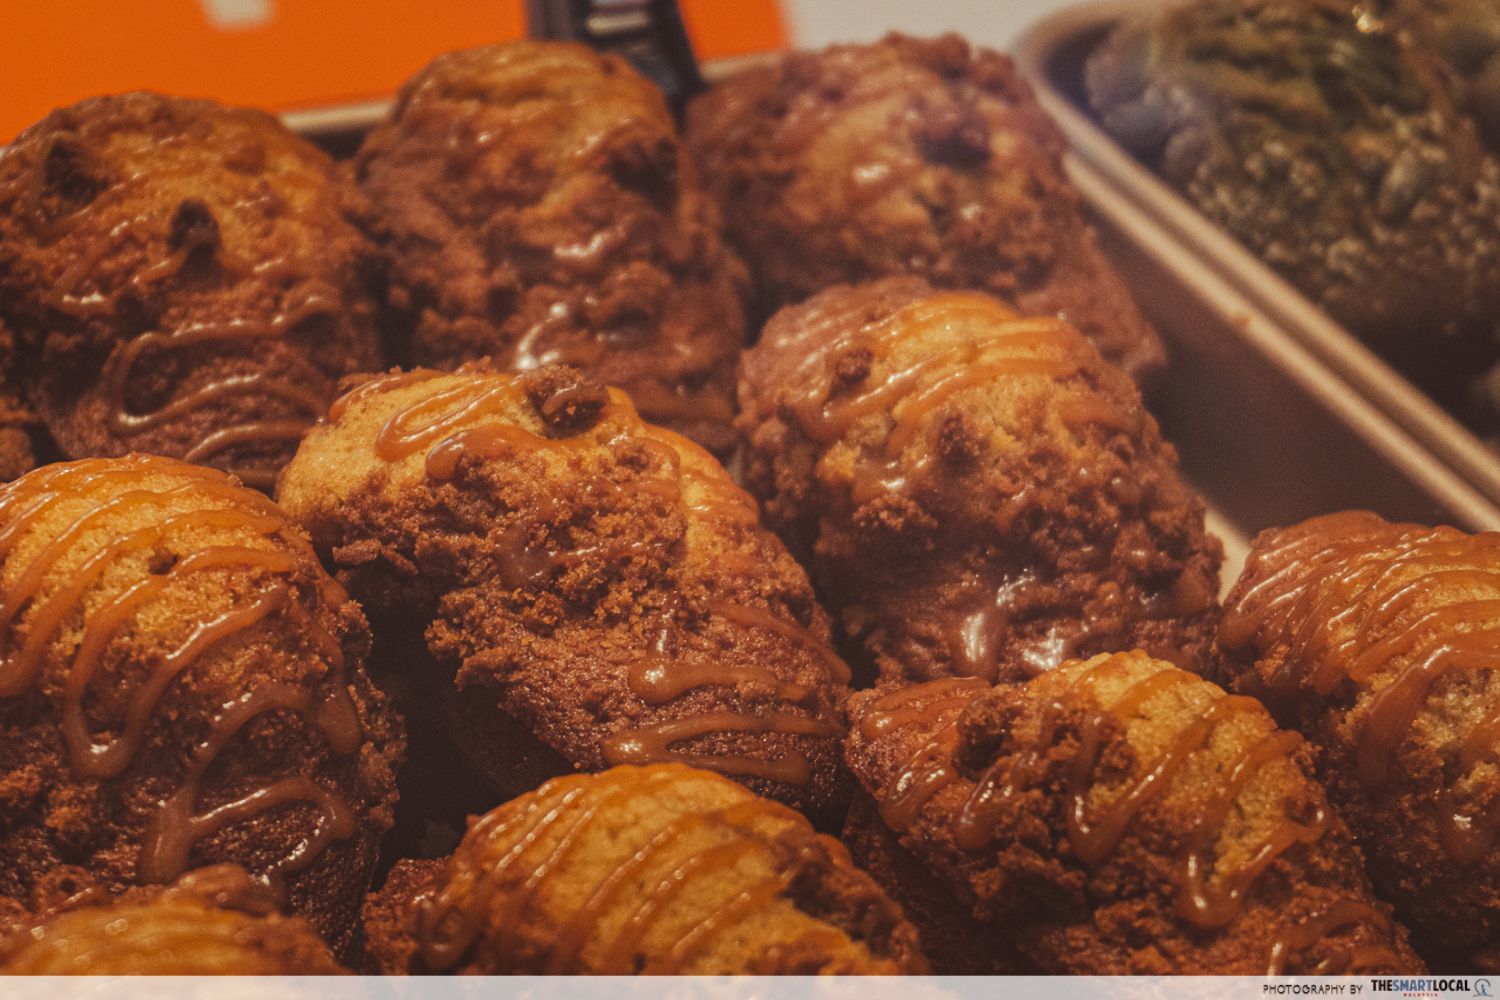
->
[[738, 278, 1222, 686], [0, 865, 345, 974], [363, 764, 925, 974], [0, 93, 383, 487], [686, 32, 1162, 379], [354, 40, 748, 455], [1218, 510, 1500, 967], [843, 652, 1421, 974], [0, 456, 401, 957], [279, 363, 850, 824]]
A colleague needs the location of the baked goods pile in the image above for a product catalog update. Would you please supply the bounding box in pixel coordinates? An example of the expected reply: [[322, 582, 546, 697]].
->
[[0, 25, 1478, 976]]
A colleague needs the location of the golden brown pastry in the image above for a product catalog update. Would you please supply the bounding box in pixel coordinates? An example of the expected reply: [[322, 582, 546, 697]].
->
[[686, 32, 1163, 380], [1218, 511, 1500, 968], [277, 363, 850, 826], [0, 865, 345, 974], [844, 652, 1422, 974], [0, 455, 402, 957], [737, 278, 1221, 686], [0, 92, 384, 488], [363, 764, 926, 974], [353, 40, 748, 454]]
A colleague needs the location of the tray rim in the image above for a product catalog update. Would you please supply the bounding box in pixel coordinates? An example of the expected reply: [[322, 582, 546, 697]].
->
[[1011, 0, 1500, 511]]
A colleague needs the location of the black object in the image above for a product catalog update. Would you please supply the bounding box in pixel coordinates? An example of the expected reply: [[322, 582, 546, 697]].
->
[[526, 0, 705, 105]]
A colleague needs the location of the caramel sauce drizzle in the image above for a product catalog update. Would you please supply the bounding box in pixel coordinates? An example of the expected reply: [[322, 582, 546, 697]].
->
[[1265, 899, 1404, 975], [416, 766, 847, 973], [31, 174, 341, 487], [863, 662, 1350, 936], [761, 291, 1154, 679], [338, 370, 847, 787], [1219, 512, 1500, 862], [0, 456, 361, 888], [771, 293, 1121, 502]]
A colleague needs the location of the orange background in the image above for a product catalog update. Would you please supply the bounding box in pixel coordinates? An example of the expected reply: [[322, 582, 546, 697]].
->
[[0, 0, 788, 140]]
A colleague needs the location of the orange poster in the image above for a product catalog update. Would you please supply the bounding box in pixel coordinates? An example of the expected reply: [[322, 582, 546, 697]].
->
[[0, 0, 787, 140]]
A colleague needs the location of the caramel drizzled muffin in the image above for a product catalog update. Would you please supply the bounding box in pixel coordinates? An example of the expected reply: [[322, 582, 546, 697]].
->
[[737, 278, 1221, 686], [844, 652, 1421, 974], [364, 764, 925, 974], [277, 363, 850, 825], [685, 32, 1163, 380], [0, 865, 345, 974], [353, 40, 748, 455], [0, 456, 402, 958], [1088, 0, 1500, 410], [1218, 511, 1500, 968], [0, 93, 384, 488]]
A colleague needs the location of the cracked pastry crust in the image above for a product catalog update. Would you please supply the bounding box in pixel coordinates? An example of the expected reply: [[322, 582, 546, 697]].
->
[[353, 40, 749, 455], [686, 32, 1163, 380], [277, 363, 851, 826], [0, 455, 402, 959], [363, 764, 926, 974], [0, 92, 384, 488], [0, 865, 346, 974], [736, 277, 1221, 686], [843, 652, 1422, 974], [1217, 510, 1500, 969]]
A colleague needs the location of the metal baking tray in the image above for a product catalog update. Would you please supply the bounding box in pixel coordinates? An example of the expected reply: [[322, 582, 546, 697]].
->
[[1013, 1, 1500, 543], [287, 37, 1500, 593]]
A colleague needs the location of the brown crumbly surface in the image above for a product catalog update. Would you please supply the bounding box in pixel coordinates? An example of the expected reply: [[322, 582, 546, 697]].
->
[[353, 40, 749, 455], [843, 653, 1423, 974], [685, 32, 1163, 381], [276, 364, 850, 826], [0, 92, 384, 489], [362, 764, 926, 974], [737, 278, 1222, 686], [1087, 0, 1500, 409], [0, 865, 346, 974], [0, 456, 402, 959], [1216, 511, 1500, 969]]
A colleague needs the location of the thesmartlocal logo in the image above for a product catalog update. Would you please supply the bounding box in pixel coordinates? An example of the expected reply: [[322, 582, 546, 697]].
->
[[1369, 980, 1491, 998]]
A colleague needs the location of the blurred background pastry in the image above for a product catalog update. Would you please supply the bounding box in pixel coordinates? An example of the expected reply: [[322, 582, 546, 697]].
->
[[843, 652, 1421, 974], [0, 455, 402, 957], [353, 40, 748, 455], [0, 93, 384, 488], [1218, 510, 1500, 969], [363, 764, 926, 974], [1087, 0, 1500, 424], [686, 32, 1164, 381], [0, 865, 345, 975], [737, 278, 1221, 686], [278, 363, 851, 827]]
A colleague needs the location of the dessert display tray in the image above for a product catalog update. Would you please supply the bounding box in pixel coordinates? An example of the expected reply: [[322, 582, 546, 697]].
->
[[288, 36, 1500, 595], [1011, 0, 1500, 565]]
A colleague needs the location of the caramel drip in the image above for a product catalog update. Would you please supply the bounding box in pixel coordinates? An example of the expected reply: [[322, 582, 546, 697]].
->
[[866, 661, 1336, 930], [418, 767, 838, 973], [101, 280, 341, 489], [615, 595, 847, 787], [359, 372, 837, 785], [0, 456, 360, 885], [602, 712, 841, 785], [770, 292, 1124, 506], [864, 680, 991, 830], [1265, 899, 1403, 975], [327, 369, 445, 421], [1219, 513, 1500, 858]]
